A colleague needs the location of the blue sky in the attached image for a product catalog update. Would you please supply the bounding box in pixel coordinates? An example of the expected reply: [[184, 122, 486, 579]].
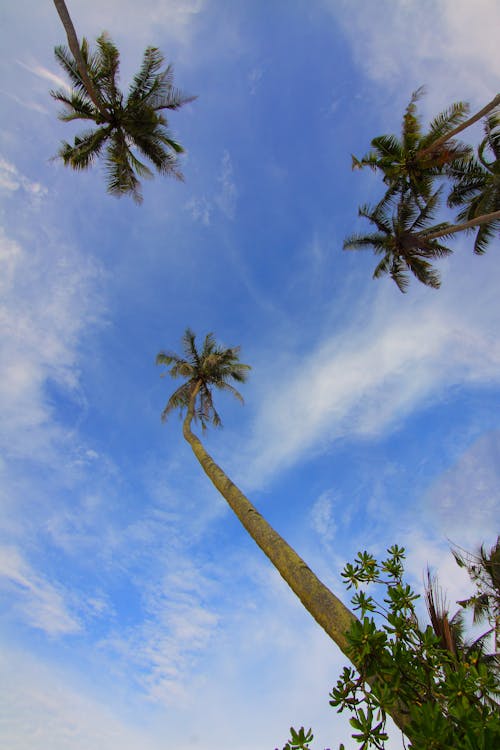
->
[[1, 1, 499, 748]]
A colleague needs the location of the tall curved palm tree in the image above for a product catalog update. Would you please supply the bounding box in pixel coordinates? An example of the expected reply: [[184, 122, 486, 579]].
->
[[157, 329, 410, 734], [51, 33, 194, 203], [447, 110, 500, 254], [352, 88, 472, 208]]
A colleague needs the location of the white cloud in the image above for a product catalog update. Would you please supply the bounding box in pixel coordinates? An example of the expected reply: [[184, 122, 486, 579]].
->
[[80, 0, 206, 57], [215, 150, 238, 219], [423, 432, 500, 547], [185, 195, 212, 225], [0, 648, 160, 750], [310, 490, 337, 545], [328, 0, 500, 113], [18, 61, 70, 92], [0, 156, 47, 196], [238, 244, 500, 488], [0, 545, 81, 635], [248, 65, 264, 95], [186, 151, 238, 224], [101, 558, 220, 705], [0, 227, 102, 462]]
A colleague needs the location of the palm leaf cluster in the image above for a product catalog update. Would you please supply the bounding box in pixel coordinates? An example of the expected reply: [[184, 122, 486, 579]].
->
[[454, 536, 500, 656], [448, 110, 500, 254], [347, 89, 500, 291], [344, 189, 453, 292], [51, 34, 194, 203], [352, 87, 471, 208], [424, 539, 500, 708], [156, 329, 251, 429]]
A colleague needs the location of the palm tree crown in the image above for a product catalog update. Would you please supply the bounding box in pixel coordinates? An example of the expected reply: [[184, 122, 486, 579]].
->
[[51, 34, 195, 203], [343, 189, 454, 292], [352, 87, 472, 207], [156, 329, 251, 429]]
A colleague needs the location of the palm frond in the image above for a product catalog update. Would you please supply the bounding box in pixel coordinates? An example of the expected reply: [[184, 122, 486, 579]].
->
[[160, 382, 193, 422], [57, 126, 110, 170], [472, 218, 500, 255], [405, 255, 441, 289], [424, 101, 470, 144], [372, 253, 392, 279], [128, 46, 165, 101], [343, 233, 388, 252], [408, 188, 442, 232], [54, 42, 88, 94], [402, 87, 425, 150], [104, 134, 143, 203], [51, 88, 96, 120], [358, 202, 392, 234], [370, 134, 403, 161], [128, 129, 183, 177], [389, 257, 410, 293], [94, 33, 121, 105]]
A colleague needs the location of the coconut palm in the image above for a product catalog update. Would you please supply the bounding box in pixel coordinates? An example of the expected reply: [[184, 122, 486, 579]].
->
[[425, 562, 499, 708], [454, 536, 500, 657], [344, 188, 500, 292], [343, 189, 455, 291], [352, 88, 472, 207], [447, 110, 500, 254], [51, 33, 194, 203], [157, 329, 410, 734]]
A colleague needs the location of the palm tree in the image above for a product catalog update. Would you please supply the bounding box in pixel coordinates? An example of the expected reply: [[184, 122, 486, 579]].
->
[[343, 190, 454, 291], [344, 190, 500, 292], [447, 110, 500, 254], [453, 536, 500, 657], [352, 88, 472, 208], [51, 34, 194, 203], [157, 329, 410, 734], [425, 563, 499, 708]]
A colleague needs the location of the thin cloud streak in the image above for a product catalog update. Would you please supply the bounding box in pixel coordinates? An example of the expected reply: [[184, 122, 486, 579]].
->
[[240, 251, 500, 488], [0, 545, 81, 635]]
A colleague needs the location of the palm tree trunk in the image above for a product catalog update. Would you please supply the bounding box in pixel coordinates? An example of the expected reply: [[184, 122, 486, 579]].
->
[[182, 384, 410, 734], [417, 93, 500, 160], [422, 209, 500, 241], [52, 0, 108, 120]]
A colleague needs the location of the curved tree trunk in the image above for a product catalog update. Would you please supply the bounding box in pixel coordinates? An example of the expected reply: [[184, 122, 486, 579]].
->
[[422, 209, 500, 241], [417, 93, 500, 160], [52, 0, 108, 119], [182, 384, 410, 734]]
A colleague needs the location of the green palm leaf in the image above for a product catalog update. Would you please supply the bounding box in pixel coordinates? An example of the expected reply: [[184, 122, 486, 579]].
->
[[157, 330, 251, 430], [51, 32, 193, 201]]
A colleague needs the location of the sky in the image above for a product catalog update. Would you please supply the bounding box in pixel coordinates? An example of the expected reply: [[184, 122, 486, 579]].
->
[[0, 1, 499, 748]]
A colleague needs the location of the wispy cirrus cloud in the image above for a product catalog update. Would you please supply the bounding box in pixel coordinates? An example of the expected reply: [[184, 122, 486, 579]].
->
[[328, 0, 500, 112], [236, 243, 500, 488], [0, 226, 103, 462], [0, 545, 81, 635], [186, 150, 238, 224], [0, 156, 47, 196]]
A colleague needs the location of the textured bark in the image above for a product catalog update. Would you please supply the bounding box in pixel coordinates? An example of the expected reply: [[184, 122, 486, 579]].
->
[[52, 0, 108, 119], [417, 93, 500, 160], [182, 384, 410, 733]]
